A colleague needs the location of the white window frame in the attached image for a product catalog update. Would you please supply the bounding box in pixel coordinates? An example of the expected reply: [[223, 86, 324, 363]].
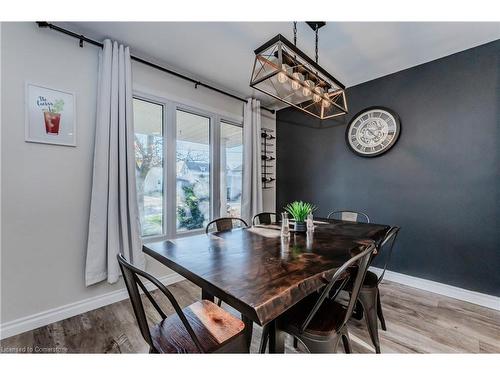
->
[[219, 118, 245, 223], [132, 95, 167, 240], [133, 91, 243, 242]]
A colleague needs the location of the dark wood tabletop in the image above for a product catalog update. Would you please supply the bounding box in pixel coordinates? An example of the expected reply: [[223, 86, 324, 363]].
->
[[143, 219, 390, 327]]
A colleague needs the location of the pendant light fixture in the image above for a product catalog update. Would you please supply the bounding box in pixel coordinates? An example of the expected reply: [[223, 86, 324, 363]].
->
[[250, 22, 348, 120]]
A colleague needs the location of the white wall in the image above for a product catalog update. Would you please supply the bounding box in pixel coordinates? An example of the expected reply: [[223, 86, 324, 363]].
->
[[0, 22, 275, 330]]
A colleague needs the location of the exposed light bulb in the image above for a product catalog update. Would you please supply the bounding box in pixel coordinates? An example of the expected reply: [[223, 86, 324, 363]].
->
[[277, 71, 287, 83], [302, 80, 314, 97], [323, 88, 333, 108], [277, 64, 291, 83], [313, 87, 324, 103], [291, 72, 304, 91]]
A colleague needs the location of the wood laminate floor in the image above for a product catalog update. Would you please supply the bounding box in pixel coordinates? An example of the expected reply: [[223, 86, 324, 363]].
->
[[1, 280, 499, 353]]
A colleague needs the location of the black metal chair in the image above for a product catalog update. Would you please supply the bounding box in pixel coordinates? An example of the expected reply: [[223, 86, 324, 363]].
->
[[205, 217, 248, 307], [347, 226, 400, 353], [290, 208, 371, 350], [205, 217, 248, 234], [117, 254, 247, 353], [261, 243, 377, 353], [252, 212, 278, 226], [327, 210, 370, 223]]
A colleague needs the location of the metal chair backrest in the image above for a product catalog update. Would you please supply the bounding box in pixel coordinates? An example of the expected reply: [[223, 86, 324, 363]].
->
[[375, 226, 400, 284], [205, 217, 248, 234], [117, 254, 204, 352], [252, 212, 277, 225], [327, 210, 370, 223], [299, 242, 377, 333]]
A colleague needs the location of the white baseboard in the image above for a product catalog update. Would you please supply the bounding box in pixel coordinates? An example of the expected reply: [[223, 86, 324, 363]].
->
[[0, 273, 185, 340], [371, 267, 500, 311]]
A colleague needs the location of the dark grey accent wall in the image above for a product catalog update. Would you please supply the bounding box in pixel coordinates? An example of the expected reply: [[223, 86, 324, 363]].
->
[[277, 40, 500, 296]]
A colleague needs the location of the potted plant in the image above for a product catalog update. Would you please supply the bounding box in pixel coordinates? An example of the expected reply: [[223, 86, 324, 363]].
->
[[284, 201, 316, 233], [43, 99, 64, 134]]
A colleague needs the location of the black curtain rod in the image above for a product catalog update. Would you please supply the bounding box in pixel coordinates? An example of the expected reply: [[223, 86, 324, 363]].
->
[[36, 22, 275, 114]]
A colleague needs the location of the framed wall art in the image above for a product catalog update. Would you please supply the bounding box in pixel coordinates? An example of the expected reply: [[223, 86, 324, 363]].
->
[[25, 82, 76, 146]]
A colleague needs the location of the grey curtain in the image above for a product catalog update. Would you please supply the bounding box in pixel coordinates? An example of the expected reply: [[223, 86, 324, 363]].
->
[[85, 40, 144, 286], [241, 98, 263, 224]]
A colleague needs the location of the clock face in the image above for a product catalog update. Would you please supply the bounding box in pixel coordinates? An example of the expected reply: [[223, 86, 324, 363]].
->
[[346, 107, 401, 157]]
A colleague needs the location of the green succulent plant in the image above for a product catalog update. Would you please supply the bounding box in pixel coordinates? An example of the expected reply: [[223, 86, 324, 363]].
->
[[284, 201, 317, 223]]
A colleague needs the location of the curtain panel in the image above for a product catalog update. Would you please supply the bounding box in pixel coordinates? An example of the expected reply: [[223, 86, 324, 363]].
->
[[85, 40, 144, 286], [241, 98, 263, 225]]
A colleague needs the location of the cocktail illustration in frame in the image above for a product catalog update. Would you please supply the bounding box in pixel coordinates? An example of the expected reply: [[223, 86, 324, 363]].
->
[[25, 83, 76, 146]]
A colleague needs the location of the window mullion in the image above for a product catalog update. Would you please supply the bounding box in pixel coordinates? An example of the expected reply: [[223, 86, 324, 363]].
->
[[212, 114, 221, 219], [165, 101, 177, 238]]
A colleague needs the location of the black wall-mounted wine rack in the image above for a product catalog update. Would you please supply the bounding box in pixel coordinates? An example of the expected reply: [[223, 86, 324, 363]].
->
[[261, 127, 275, 189]]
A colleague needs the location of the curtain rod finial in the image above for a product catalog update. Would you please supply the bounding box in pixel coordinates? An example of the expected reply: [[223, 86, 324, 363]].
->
[[36, 21, 50, 28]]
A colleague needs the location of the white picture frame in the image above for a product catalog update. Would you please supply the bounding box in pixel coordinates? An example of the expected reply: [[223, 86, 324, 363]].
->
[[25, 82, 76, 147]]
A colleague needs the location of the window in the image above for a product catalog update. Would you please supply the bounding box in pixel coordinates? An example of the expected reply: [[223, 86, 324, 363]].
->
[[220, 122, 243, 217], [176, 110, 211, 232], [133, 98, 164, 237], [133, 93, 243, 239]]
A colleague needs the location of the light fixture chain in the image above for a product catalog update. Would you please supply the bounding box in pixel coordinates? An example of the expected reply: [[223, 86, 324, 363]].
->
[[315, 24, 319, 63], [293, 21, 297, 46]]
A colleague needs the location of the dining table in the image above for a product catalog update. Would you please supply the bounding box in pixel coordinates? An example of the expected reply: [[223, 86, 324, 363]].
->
[[143, 218, 391, 353]]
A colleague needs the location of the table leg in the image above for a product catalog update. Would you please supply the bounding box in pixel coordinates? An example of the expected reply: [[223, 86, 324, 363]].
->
[[268, 320, 285, 353], [259, 323, 270, 353], [201, 288, 214, 302], [241, 315, 253, 353]]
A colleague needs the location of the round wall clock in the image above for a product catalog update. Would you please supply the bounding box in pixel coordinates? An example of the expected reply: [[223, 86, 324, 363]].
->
[[345, 106, 401, 157]]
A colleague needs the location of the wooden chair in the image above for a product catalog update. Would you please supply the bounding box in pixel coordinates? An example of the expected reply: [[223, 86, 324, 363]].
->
[[205, 217, 248, 234], [252, 212, 278, 226], [262, 243, 377, 353], [327, 210, 370, 223], [346, 226, 400, 353], [117, 254, 247, 353]]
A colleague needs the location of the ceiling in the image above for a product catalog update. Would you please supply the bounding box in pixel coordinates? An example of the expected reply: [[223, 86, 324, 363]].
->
[[61, 22, 500, 108]]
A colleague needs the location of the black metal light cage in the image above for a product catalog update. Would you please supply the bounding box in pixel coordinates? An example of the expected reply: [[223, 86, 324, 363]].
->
[[250, 34, 348, 120]]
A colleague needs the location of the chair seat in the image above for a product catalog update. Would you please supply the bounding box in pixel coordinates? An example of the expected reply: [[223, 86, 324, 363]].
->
[[150, 300, 245, 353], [280, 292, 347, 339]]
